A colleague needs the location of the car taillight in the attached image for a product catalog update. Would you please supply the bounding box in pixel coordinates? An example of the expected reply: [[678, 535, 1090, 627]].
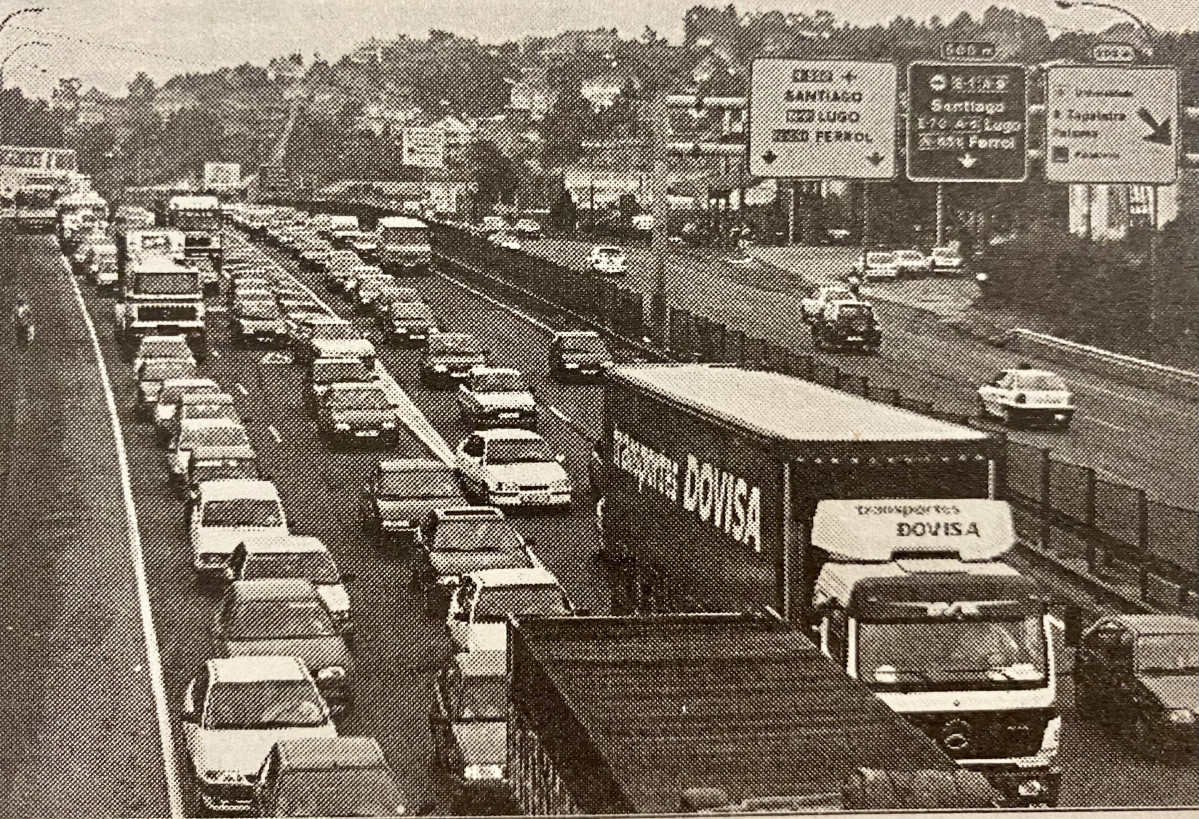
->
[[1014, 393, 1026, 404]]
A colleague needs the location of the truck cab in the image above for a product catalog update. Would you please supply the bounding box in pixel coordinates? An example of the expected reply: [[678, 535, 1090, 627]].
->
[[167, 194, 223, 280], [809, 499, 1061, 807], [114, 255, 207, 360], [377, 216, 432, 276]]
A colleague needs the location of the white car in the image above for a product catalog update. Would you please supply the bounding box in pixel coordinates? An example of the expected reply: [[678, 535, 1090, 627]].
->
[[455, 429, 572, 511], [513, 219, 542, 239], [588, 246, 627, 276], [191, 479, 289, 580], [226, 534, 356, 634], [930, 245, 965, 272], [978, 367, 1075, 430], [851, 251, 899, 280], [181, 656, 338, 814], [446, 567, 571, 654], [167, 418, 253, 479], [892, 249, 933, 276], [800, 285, 857, 324], [133, 334, 196, 373]]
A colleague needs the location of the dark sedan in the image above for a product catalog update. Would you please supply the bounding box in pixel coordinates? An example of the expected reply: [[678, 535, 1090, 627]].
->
[[316, 382, 400, 448], [231, 297, 288, 346], [359, 459, 467, 547], [420, 333, 488, 389]]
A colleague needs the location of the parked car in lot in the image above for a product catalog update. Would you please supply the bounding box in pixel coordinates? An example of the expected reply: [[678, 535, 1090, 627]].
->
[[429, 651, 510, 807], [446, 567, 571, 654], [133, 334, 196, 372], [226, 535, 356, 636], [547, 331, 612, 383], [250, 737, 408, 818], [420, 333, 489, 388], [191, 479, 288, 581], [359, 459, 467, 547], [800, 285, 857, 324], [587, 245, 627, 276], [977, 366, 1074, 430], [167, 417, 253, 480], [892, 248, 933, 276], [381, 299, 437, 345], [457, 367, 538, 431], [454, 429, 572, 511], [302, 357, 377, 417], [136, 359, 199, 420], [1075, 615, 1199, 755], [213, 579, 355, 712], [411, 506, 537, 618], [851, 250, 899, 280], [316, 382, 400, 448], [181, 656, 338, 814]]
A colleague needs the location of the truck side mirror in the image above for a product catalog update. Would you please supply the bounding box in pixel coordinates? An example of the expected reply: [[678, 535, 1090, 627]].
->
[[181, 680, 199, 722]]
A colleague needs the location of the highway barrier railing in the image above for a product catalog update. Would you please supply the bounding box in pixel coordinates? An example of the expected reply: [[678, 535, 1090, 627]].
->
[[311, 202, 1199, 616]]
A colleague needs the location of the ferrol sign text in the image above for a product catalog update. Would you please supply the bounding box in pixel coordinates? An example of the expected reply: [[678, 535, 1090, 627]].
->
[[613, 428, 762, 552]]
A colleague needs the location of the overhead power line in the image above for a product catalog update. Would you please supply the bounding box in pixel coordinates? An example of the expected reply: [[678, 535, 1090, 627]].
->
[[9, 23, 190, 64]]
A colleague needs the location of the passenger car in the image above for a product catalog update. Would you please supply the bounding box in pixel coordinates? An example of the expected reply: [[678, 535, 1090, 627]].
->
[[455, 429, 572, 511], [302, 357, 376, 417], [315, 382, 400, 447], [513, 219, 542, 240], [292, 317, 375, 370], [250, 737, 407, 818], [587, 246, 627, 276], [977, 367, 1074, 429], [181, 656, 337, 814], [370, 284, 422, 323], [851, 250, 899, 280], [931, 245, 965, 273], [213, 579, 355, 711], [153, 378, 222, 437], [227, 535, 355, 634], [1075, 615, 1198, 754], [429, 651, 510, 805], [136, 359, 199, 420], [548, 331, 612, 383], [410, 506, 536, 617], [381, 299, 437, 345], [420, 333, 489, 388], [800, 285, 857, 324], [231, 297, 287, 346], [892, 248, 933, 276], [184, 448, 262, 508], [132, 334, 196, 372], [169, 393, 240, 444], [457, 367, 538, 431], [322, 250, 363, 292], [191, 479, 288, 580], [167, 418, 253, 479], [446, 567, 570, 654], [490, 232, 521, 252], [359, 459, 467, 546]]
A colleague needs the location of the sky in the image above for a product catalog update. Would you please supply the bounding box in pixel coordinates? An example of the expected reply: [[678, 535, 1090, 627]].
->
[[2, 0, 1194, 97]]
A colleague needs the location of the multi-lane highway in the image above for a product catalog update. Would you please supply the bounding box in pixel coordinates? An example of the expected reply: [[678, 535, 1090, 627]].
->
[[512, 236, 1199, 509], [5, 229, 1195, 814]]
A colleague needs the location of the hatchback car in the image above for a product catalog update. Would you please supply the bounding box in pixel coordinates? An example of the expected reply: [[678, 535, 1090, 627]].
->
[[168, 418, 253, 480], [231, 298, 288, 347], [455, 429, 572, 511], [370, 285, 422, 323], [153, 378, 222, 438], [513, 219, 542, 240], [213, 579, 355, 712], [316, 382, 400, 447], [548, 331, 612, 383], [429, 651, 509, 806], [587, 246, 626, 276], [132, 334, 196, 372], [322, 250, 363, 293], [184, 448, 262, 509], [191, 479, 288, 580], [302, 357, 377, 417], [381, 300, 437, 346], [1075, 615, 1198, 755], [359, 459, 467, 546], [181, 656, 337, 814], [251, 737, 407, 818], [446, 567, 571, 654], [136, 359, 199, 420], [978, 366, 1074, 429], [457, 367, 538, 431], [420, 333, 489, 389], [171, 393, 240, 444], [227, 535, 356, 635]]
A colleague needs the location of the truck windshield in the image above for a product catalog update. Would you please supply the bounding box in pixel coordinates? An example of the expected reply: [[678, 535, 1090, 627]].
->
[[856, 617, 1047, 689], [174, 211, 220, 231], [1135, 633, 1199, 674], [135, 273, 197, 294]]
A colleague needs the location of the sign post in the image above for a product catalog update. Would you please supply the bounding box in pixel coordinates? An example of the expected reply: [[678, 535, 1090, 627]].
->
[[907, 63, 1027, 183]]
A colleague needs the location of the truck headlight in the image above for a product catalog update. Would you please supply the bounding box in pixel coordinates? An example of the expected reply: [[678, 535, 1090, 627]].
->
[[316, 666, 346, 680], [1167, 709, 1196, 724], [463, 763, 504, 781], [334, 422, 350, 430]]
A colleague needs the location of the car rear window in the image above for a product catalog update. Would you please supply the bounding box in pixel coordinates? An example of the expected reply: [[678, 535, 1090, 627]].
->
[[1015, 373, 1067, 391]]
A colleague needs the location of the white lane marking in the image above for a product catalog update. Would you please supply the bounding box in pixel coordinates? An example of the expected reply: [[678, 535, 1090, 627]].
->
[[64, 262, 184, 818], [267, 424, 283, 443], [1079, 415, 1134, 434], [435, 269, 555, 335], [546, 404, 595, 443], [236, 383, 248, 396]]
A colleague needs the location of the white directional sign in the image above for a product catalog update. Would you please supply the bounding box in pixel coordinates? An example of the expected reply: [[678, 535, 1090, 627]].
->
[[402, 127, 446, 169], [203, 162, 241, 192], [748, 59, 897, 179], [1045, 66, 1178, 184]]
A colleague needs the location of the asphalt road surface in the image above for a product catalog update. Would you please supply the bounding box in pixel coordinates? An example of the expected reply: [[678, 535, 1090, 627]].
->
[[10, 231, 1194, 813]]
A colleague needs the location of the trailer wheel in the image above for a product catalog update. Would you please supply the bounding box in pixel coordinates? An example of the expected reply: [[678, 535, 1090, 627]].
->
[[842, 768, 998, 809]]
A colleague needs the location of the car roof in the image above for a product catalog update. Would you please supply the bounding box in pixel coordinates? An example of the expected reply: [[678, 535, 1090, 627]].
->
[[379, 458, 453, 473], [209, 655, 310, 683], [455, 649, 506, 678], [229, 578, 321, 601], [190, 446, 257, 463], [466, 566, 560, 588], [179, 417, 243, 434], [274, 737, 387, 771], [1100, 614, 1199, 636], [240, 534, 329, 555], [198, 479, 281, 501], [476, 428, 543, 442]]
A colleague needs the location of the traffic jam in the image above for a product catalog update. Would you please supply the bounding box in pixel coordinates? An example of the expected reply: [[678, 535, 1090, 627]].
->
[[53, 191, 1198, 816]]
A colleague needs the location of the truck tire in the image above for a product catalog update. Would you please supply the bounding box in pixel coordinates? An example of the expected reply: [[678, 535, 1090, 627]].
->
[[842, 768, 998, 809]]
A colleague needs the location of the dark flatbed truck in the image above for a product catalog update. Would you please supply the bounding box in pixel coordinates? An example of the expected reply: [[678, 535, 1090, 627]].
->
[[507, 612, 999, 814]]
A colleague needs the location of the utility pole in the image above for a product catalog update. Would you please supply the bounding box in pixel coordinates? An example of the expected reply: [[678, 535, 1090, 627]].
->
[[935, 182, 945, 247], [649, 91, 669, 344]]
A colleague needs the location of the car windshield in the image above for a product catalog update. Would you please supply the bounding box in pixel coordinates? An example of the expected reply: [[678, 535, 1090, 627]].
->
[[159, 384, 219, 404], [226, 599, 337, 640], [202, 499, 284, 528], [327, 388, 389, 410], [432, 520, 522, 554], [430, 336, 483, 355], [381, 227, 427, 244], [1015, 373, 1067, 391], [206, 680, 327, 730], [857, 618, 1047, 689], [896, 251, 923, 260], [275, 769, 405, 818], [473, 584, 567, 622], [392, 302, 433, 320], [142, 341, 191, 359], [596, 248, 621, 257], [243, 552, 340, 584], [487, 439, 553, 465], [183, 405, 237, 422], [1135, 633, 1199, 674], [868, 252, 895, 264], [458, 675, 507, 720], [837, 304, 872, 320], [559, 336, 608, 355], [182, 425, 250, 448], [378, 468, 461, 499], [238, 301, 281, 319], [192, 460, 259, 483], [312, 324, 359, 340], [475, 372, 527, 393], [140, 361, 196, 382], [313, 361, 370, 383]]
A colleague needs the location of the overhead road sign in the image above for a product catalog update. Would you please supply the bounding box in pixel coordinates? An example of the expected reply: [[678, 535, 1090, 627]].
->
[[907, 63, 1027, 183], [748, 58, 897, 180], [402, 127, 446, 169], [203, 162, 241, 192], [1045, 65, 1178, 184]]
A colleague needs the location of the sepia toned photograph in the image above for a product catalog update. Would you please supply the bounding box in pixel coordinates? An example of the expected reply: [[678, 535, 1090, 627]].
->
[[0, 0, 1195, 816]]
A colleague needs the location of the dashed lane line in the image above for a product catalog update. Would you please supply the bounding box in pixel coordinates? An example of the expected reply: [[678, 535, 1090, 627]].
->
[[236, 382, 249, 396], [267, 424, 283, 443], [434, 268, 555, 335], [64, 260, 184, 818]]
